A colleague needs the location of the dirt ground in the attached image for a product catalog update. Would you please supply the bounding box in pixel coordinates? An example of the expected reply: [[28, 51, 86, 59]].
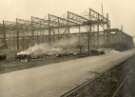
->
[[0, 50, 134, 97], [0, 55, 79, 73]]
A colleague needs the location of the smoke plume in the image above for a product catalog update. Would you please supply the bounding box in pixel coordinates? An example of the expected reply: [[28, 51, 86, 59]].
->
[[17, 37, 80, 56]]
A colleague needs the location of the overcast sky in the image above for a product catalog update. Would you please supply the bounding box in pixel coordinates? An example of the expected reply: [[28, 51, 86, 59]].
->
[[0, 0, 134, 36]]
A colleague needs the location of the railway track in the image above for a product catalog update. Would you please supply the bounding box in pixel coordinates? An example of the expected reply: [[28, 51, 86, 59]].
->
[[111, 55, 135, 97], [60, 54, 135, 97]]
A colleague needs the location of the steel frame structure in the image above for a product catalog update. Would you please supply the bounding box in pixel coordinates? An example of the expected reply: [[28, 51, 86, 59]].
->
[[0, 8, 132, 52]]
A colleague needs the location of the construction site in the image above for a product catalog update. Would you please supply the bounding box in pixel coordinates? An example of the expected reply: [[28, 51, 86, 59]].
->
[[0, 8, 133, 59], [0, 8, 135, 97]]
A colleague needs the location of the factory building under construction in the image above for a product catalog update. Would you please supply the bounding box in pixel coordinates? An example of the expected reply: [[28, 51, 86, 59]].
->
[[0, 8, 133, 58]]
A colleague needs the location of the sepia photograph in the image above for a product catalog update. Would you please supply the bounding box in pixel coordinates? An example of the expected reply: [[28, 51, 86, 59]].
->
[[0, 0, 135, 97]]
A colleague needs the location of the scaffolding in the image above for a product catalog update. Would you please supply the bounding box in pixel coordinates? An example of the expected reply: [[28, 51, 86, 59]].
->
[[0, 8, 133, 53]]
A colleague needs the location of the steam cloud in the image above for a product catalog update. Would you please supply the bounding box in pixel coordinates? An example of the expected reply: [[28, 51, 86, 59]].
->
[[17, 37, 80, 56]]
